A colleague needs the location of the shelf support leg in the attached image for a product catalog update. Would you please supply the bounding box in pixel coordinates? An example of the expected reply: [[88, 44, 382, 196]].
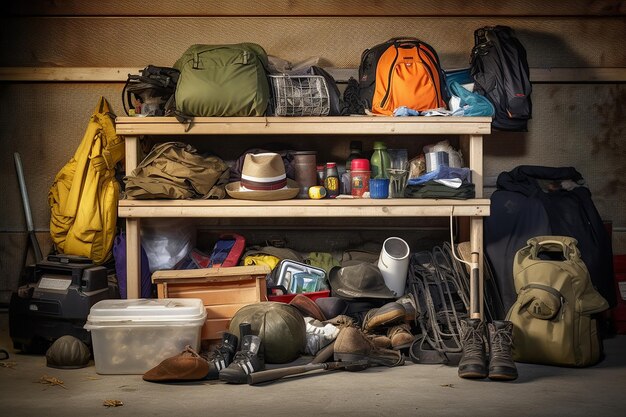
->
[[470, 217, 484, 319], [464, 133, 484, 319], [123, 135, 141, 299], [126, 218, 142, 299]]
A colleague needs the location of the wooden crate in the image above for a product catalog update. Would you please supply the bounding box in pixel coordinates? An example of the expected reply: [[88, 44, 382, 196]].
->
[[152, 265, 270, 343]]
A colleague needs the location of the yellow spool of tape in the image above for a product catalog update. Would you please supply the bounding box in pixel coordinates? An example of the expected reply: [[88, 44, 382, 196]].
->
[[308, 186, 327, 199]]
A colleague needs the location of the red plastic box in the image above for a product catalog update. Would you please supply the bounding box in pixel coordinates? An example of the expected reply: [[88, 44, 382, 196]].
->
[[268, 290, 330, 304]]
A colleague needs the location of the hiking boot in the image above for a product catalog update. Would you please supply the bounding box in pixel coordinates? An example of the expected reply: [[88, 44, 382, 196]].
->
[[395, 293, 418, 324], [458, 318, 488, 379], [369, 333, 392, 349], [487, 320, 518, 381], [334, 326, 404, 369], [387, 323, 415, 350], [323, 314, 355, 328], [203, 332, 238, 380], [362, 302, 405, 331], [218, 335, 265, 384]]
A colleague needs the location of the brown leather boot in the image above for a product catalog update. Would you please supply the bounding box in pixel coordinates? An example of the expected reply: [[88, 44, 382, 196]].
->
[[387, 323, 416, 350], [334, 326, 404, 368], [395, 293, 418, 324], [369, 333, 392, 349], [362, 302, 405, 331]]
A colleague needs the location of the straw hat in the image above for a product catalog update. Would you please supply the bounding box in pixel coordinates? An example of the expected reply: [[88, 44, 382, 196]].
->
[[226, 153, 299, 201]]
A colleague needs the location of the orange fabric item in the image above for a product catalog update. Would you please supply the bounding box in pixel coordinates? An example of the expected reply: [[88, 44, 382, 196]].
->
[[371, 42, 445, 115]]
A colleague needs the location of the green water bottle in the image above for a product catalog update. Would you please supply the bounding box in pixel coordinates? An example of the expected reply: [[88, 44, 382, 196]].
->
[[370, 141, 391, 179]]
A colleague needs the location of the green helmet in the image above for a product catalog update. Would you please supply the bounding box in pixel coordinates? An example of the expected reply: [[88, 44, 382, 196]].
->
[[45, 335, 91, 369]]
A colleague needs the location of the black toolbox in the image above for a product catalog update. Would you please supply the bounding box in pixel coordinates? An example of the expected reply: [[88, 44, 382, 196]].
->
[[9, 255, 110, 353]]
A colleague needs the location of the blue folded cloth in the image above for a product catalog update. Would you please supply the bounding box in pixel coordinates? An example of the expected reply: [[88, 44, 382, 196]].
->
[[393, 106, 421, 117], [407, 166, 472, 186]]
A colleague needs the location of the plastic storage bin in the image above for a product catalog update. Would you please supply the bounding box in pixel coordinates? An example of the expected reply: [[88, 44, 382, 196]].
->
[[84, 298, 206, 374]]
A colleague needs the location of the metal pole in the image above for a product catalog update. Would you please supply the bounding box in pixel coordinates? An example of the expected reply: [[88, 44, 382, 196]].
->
[[14, 152, 43, 263]]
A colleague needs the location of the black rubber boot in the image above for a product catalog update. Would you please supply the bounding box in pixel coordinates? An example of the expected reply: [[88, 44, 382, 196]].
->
[[488, 320, 518, 381], [458, 318, 488, 379], [204, 332, 238, 380], [218, 335, 265, 384], [238, 322, 252, 351]]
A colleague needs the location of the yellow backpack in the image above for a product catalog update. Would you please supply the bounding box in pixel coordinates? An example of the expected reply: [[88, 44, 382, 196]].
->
[[48, 97, 124, 264]]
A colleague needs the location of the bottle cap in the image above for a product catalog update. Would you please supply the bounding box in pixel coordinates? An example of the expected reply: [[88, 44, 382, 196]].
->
[[326, 162, 337, 168], [350, 140, 363, 151], [351, 158, 370, 171], [373, 141, 387, 149]]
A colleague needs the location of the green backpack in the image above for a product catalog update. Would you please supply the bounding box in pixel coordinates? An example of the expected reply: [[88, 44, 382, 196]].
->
[[506, 236, 609, 367], [173, 43, 270, 117]]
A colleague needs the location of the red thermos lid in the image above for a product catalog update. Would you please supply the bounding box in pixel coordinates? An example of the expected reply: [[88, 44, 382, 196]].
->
[[351, 158, 370, 171]]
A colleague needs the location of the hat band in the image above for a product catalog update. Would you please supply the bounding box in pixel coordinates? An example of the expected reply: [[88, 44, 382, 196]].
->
[[241, 176, 287, 191]]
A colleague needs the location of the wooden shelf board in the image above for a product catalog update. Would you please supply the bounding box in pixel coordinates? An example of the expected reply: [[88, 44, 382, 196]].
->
[[115, 116, 492, 135], [2, 67, 625, 83], [118, 198, 491, 218]]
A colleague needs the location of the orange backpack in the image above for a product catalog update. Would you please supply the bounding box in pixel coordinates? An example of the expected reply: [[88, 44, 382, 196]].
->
[[358, 38, 448, 115]]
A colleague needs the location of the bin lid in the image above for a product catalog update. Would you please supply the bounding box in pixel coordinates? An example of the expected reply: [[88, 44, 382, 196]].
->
[[86, 298, 206, 325]]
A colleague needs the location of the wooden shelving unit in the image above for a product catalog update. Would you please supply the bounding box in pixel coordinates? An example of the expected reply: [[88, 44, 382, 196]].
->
[[116, 116, 491, 319]]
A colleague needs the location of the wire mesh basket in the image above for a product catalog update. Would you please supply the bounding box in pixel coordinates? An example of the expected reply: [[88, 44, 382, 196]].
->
[[269, 75, 330, 116]]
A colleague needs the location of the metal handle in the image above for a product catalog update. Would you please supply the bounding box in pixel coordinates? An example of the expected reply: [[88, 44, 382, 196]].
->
[[14, 152, 43, 262]]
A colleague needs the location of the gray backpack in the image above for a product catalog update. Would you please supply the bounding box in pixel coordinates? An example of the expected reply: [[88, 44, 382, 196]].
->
[[173, 43, 270, 117]]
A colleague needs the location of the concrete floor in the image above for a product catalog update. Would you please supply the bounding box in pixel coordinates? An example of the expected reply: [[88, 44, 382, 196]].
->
[[0, 311, 624, 417]]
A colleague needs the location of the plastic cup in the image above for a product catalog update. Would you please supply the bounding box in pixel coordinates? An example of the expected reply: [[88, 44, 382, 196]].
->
[[369, 178, 390, 199], [388, 169, 409, 198]]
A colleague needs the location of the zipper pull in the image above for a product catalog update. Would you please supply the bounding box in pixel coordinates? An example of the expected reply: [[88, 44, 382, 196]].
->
[[243, 50, 249, 64], [193, 53, 200, 69]]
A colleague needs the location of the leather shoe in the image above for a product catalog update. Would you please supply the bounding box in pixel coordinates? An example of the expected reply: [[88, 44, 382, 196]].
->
[[387, 323, 416, 350], [362, 302, 405, 331], [143, 345, 209, 382]]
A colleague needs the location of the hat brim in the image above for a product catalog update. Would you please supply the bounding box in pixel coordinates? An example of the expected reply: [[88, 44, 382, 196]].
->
[[289, 294, 327, 321], [46, 361, 90, 370], [226, 179, 300, 201], [328, 265, 395, 300]]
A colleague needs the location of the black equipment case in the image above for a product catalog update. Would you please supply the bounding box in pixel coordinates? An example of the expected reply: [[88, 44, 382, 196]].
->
[[9, 255, 109, 353]]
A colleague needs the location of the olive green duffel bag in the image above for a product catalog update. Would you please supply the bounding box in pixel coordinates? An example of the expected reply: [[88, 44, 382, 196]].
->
[[173, 43, 270, 117], [506, 236, 609, 367]]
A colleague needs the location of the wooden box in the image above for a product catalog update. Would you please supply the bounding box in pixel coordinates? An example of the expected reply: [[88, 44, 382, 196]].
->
[[151, 265, 270, 343]]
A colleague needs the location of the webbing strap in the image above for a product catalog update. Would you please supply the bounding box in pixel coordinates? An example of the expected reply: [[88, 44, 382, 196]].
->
[[407, 247, 470, 365]]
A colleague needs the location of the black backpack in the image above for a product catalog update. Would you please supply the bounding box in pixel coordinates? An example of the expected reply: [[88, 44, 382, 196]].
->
[[485, 166, 616, 312], [122, 65, 180, 116], [470, 26, 532, 131]]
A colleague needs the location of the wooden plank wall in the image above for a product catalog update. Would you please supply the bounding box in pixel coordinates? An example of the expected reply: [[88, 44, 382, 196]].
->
[[1, 1, 625, 303]]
